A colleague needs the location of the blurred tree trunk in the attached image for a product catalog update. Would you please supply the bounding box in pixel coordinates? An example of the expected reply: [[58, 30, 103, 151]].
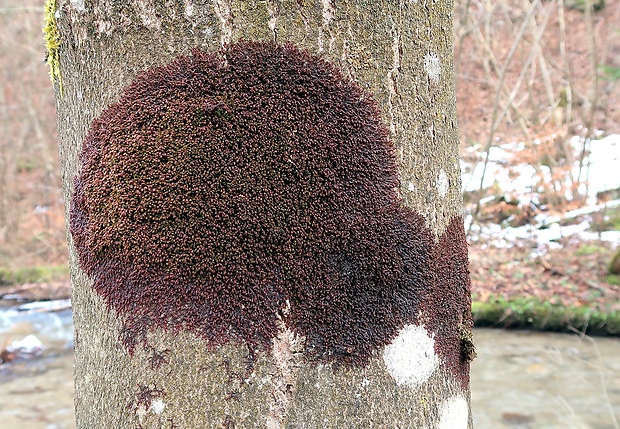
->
[[52, 1, 473, 428]]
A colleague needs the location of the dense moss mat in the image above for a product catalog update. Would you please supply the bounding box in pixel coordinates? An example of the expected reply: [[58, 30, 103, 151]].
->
[[0, 265, 69, 286], [69, 42, 473, 371], [472, 297, 620, 336]]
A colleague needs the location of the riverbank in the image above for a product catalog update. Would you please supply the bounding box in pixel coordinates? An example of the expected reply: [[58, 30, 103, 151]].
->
[[470, 236, 620, 336]]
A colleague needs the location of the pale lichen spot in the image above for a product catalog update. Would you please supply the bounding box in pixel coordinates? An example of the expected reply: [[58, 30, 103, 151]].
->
[[96, 20, 112, 34], [407, 182, 415, 192], [184, 0, 194, 17], [70, 0, 85, 12], [136, 403, 148, 418], [424, 52, 441, 84], [203, 26, 215, 38], [437, 169, 448, 198], [267, 1, 279, 36], [437, 395, 469, 429], [382, 324, 438, 387], [150, 398, 165, 415], [136, 0, 162, 30], [318, 0, 335, 53]]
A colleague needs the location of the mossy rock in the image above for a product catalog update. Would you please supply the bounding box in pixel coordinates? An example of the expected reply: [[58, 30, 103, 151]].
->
[[472, 298, 620, 336]]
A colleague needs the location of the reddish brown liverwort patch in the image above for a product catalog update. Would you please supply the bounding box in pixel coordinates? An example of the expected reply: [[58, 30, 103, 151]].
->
[[70, 41, 471, 378], [422, 217, 473, 389]]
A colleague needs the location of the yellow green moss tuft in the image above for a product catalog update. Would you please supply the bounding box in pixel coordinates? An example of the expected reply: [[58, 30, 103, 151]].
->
[[43, 0, 63, 95]]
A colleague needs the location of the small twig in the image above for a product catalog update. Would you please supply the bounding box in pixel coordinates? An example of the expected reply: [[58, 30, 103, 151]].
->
[[538, 255, 564, 276], [454, 0, 473, 78], [557, 0, 573, 126], [585, 281, 607, 294], [576, 0, 599, 198], [554, 394, 589, 429]]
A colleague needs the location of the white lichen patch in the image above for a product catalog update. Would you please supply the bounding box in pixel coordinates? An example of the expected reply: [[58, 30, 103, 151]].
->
[[382, 324, 438, 387], [150, 398, 166, 415], [96, 19, 112, 34], [136, 403, 148, 419], [407, 182, 415, 192], [437, 169, 449, 198], [424, 52, 441, 84], [437, 395, 468, 429], [387, 27, 402, 135], [70, 0, 85, 12], [184, 0, 194, 17], [136, 0, 162, 30], [267, 0, 280, 36]]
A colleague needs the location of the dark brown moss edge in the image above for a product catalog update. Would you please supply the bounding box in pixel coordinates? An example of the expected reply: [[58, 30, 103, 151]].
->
[[472, 297, 620, 336]]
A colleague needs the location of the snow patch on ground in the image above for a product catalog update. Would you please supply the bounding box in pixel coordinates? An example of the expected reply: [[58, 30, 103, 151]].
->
[[462, 134, 619, 204], [6, 334, 44, 357], [571, 134, 620, 200], [382, 324, 438, 387], [467, 216, 620, 251], [462, 134, 620, 248]]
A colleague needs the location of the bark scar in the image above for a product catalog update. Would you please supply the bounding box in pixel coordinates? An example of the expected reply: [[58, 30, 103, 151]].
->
[[318, 0, 335, 53], [387, 24, 402, 135], [213, 0, 234, 46], [266, 0, 281, 43], [266, 322, 305, 429]]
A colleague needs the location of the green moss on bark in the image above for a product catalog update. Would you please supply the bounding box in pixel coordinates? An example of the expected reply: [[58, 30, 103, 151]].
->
[[43, 0, 62, 94]]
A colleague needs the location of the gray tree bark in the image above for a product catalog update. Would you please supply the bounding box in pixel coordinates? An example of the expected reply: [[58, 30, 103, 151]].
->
[[51, 0, 473, 428]]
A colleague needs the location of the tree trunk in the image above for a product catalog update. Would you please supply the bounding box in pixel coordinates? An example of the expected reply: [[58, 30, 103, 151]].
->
[[51, 0, 473, 428]]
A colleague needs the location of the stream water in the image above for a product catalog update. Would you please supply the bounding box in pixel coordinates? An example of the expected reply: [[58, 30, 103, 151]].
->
[[0, 308, 618, 429]]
